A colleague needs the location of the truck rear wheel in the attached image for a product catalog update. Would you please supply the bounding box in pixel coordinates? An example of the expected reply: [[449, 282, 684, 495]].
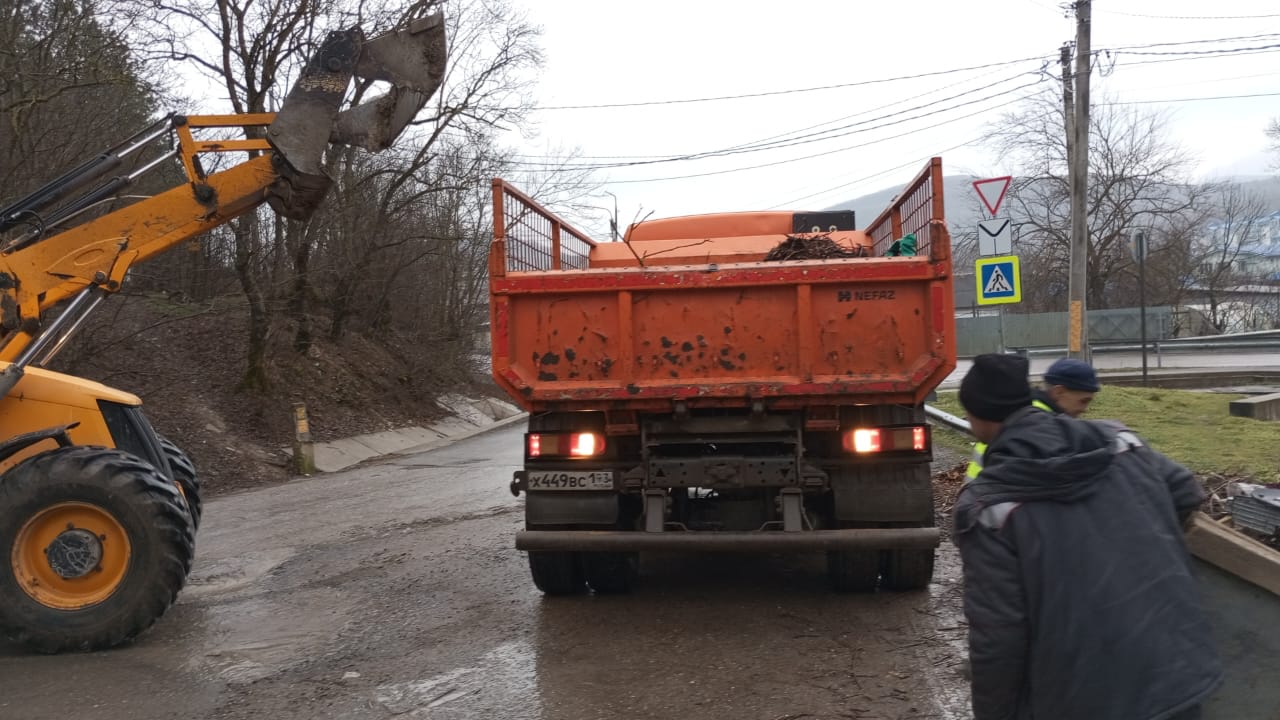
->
[[882, 548, 935, 591], [582, 552, 637, 594], [0, 446, 195, 653], [158, 435, 202, 532], [528, 551, 586, 595], [827, 544, 881, 592]]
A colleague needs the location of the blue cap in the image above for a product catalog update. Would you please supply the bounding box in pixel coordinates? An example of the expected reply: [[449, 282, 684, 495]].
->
[[1043, 358, 1100, 392]]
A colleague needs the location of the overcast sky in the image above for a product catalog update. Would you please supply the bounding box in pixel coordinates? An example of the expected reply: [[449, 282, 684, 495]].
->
[[503, 0, 1279, 231]]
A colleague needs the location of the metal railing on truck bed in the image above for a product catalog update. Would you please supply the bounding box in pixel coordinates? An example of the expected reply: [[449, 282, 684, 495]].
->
[[490, 179, 596, 273], [865, 158, 947, 259], [490, 158, 949, 272]]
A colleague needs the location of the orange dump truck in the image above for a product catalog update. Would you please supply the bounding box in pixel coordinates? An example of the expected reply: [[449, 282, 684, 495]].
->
[[489, 159, 956, 594]]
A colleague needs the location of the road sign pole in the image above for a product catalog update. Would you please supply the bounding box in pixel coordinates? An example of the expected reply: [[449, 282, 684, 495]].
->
[[1137, 231, 1148, 386], [998, 305, 1007, 353]]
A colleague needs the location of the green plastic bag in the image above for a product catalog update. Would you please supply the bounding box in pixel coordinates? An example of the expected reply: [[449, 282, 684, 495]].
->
[[883, 232, 917, 257]]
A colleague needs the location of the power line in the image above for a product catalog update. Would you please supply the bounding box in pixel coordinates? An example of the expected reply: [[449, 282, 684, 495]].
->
[[453, 63, 1280, 164], [710, 64, 1035, 155], [486, 63, 1045, 162], [530, 33, 1280, 112], [1104, 90, 1280, 105], [536, 78, 1046, 173], [1115, 47, 1280, 67], [531, 55, 1053, 110], [446, 80, 1279, 177], [582, 86, 1277, 186], [1094, 8, 1280, 20], [694, 72, 1044, 158], [1106, 32, 1280, 50], [600, 90, 1042, 185], [766, 137, 983, 209], [1117, 42, 1280, 56]]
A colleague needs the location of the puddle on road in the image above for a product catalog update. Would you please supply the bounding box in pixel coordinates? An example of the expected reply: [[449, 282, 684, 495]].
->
[[373, 640, 541, 718], [183, 547, 298, 598]]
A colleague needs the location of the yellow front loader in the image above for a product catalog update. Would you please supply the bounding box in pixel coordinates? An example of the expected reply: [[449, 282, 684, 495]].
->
[[0, 16, 447, 652]]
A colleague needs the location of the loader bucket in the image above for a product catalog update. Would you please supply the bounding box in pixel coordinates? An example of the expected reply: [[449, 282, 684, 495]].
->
[[265, 13, 447, 219]]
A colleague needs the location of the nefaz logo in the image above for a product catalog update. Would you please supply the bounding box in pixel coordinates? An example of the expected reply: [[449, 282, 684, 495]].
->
[[837, 289, 895, 302]]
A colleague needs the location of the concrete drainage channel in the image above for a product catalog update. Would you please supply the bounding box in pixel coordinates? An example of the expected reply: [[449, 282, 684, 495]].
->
[[296, 394, 528, 473]]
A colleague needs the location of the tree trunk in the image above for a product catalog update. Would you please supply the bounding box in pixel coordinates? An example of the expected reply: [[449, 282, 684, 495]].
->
[[233, 216, 271, 391], [328, 276, 352, 343], [288, 221, 313, 353]]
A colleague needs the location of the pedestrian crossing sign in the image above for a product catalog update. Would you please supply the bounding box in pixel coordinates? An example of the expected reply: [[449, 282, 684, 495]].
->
[[975, 255, 1021, 305]]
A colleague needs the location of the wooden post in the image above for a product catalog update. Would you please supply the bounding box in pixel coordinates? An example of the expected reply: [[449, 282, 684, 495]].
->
[[292, 402, 315, 475]]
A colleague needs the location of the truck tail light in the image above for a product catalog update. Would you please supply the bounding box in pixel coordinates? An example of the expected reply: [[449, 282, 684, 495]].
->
[[842, 425, 930, 454], [526, 432, 605, 459]]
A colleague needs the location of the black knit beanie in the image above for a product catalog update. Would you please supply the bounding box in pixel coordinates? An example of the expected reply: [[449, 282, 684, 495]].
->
[[959, 353, 1032, 422]]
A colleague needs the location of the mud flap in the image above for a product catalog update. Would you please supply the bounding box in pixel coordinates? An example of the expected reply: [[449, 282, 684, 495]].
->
[[525, 492, 619, 527], [831, 464, 933, 523]]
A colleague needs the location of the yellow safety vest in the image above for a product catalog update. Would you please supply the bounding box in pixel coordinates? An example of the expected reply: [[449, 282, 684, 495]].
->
[[965, 442, 986, 481], [965, 400, 1056, 481]]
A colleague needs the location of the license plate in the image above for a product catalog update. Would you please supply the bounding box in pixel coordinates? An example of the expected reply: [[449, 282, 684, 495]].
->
[[527, 470, 614, 491]]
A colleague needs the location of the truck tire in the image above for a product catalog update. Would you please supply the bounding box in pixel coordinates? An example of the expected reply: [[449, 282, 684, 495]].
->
[[158, 435, 202, 532], [827, 548, 880, 592], [0, 446, 195, 653], [528, 551, 586, 595], [582, 552, 637, 594], [882, 547, 935, 591]]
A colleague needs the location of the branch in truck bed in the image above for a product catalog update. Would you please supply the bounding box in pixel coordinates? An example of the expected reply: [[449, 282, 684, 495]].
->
[[763, 234, 869, 262]]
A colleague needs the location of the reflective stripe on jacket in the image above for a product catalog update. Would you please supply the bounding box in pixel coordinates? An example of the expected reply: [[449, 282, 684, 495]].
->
[[965, 401, 1055, 482]]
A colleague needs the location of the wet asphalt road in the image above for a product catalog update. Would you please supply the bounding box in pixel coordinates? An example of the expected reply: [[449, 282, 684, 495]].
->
[[0, 424, 970, 720]]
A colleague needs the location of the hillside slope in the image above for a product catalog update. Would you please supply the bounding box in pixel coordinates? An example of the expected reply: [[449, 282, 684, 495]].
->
[[47, 292, 491, 496]]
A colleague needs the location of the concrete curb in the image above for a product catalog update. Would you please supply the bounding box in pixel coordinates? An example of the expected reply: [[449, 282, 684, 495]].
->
[[295, 395, 528, 474], [388, 411, 530, 458]]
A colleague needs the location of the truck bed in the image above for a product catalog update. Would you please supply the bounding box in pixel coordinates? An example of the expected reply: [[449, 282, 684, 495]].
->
[[489, 159, 956, 412]]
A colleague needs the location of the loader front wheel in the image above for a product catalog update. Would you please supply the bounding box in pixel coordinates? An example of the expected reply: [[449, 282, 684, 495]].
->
[[0, 446, 195, 653], [158, 435, 202, 531], [528, 551, 586, 595]]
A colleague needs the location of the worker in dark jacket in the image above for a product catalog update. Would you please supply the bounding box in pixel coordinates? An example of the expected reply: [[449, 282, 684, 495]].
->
[[1033, 357, 1100, 417], [964, 356, 1096, 482], [954, 353, 1222, 720]]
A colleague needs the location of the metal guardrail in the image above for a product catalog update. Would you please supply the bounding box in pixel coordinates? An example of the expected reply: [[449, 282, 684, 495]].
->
[[925, 404, 971, 435], [998, 330, 1280, 358]]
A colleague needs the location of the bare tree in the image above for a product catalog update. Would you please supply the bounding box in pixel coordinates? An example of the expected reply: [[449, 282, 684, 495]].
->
[[1188, 183, 1271, 331], [0, 0, 159, 195], [120, 0, 345, 389], [984, 91, 1211, 312]]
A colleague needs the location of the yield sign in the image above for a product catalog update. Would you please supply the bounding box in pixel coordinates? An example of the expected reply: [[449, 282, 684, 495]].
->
[[973, 176, 1013, 217]]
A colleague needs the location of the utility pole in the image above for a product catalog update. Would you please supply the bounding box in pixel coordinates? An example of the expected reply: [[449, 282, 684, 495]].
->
[[1067, 0, 1092, 361]]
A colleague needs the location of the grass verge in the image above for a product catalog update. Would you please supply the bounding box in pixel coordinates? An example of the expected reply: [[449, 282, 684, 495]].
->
[[932, 386, 1280, 481]]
